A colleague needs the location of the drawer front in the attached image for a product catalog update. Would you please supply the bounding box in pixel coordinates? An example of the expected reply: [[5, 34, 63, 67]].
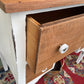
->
[[36, 14, 84, 73], [27, 8, 84, 74]]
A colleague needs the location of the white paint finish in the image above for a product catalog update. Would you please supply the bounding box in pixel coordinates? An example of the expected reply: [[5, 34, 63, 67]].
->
[[0, 52, 8, 71], [11, 13, 27, 84], [0, 9, 17, 82], [76, 48, 84, 64], [28, 72, 47, 84], [11, 4, 84, 84]]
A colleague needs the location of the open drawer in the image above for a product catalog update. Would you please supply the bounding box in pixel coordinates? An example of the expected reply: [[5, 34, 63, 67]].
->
[[26, 6, 84, 74]]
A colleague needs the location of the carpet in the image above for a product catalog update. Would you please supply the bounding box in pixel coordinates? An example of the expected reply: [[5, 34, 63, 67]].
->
[[0, 59, 16, 84], [36, 52, 84, 84]]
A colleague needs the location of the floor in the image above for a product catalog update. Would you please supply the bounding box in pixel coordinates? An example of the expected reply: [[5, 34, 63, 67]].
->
[[0, 59, 16, 84]]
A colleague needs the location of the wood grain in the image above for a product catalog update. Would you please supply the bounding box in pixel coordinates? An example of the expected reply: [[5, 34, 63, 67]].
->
[[27, 6, 84, 74], [0, 0, 84, 13], [27, 14, 84, 74], [35, 14, 84, 74], [26, 64, 53, 83], [26, 16, 40, 73], [26, 7, 84, 83]]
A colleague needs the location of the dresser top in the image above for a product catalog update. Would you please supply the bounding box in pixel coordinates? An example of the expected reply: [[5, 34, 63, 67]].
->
[[0, 0, 84, 13]]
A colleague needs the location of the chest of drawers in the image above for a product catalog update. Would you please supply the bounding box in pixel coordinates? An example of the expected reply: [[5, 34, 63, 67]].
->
[[0, 0, 84, 84]]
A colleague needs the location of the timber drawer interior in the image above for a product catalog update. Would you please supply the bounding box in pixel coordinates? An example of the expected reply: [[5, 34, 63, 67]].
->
[[26, 6, 84, 76]]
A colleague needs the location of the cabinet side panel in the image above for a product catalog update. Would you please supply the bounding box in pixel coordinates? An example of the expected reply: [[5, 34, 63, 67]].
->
[[0, 9, 17, 82]]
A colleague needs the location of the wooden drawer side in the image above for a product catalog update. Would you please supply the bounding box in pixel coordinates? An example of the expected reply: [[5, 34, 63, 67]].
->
[[26, 16, 40, 73]]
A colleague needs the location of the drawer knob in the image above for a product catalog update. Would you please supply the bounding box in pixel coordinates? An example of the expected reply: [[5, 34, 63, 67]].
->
[[59, 44, 69, 54], [42, 68, 47, 72]]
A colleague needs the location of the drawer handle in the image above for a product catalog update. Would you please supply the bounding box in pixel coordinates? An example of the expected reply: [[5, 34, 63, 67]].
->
[[42, 68, 47, 72], [59, 44, 69, 54]]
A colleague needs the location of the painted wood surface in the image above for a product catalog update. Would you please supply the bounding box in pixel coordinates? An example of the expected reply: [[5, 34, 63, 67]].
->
[[9, 5, 84, 84], [0, 9, 18, 83], [0, 0, 84, 13], [0, 4, 84, 84]]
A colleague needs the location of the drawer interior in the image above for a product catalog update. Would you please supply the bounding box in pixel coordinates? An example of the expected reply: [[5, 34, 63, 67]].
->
[[27, 6, 84, 24]]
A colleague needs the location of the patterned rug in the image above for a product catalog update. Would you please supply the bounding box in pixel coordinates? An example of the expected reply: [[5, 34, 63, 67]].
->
[[0, 59, 16, 84], [36, 52, 84, 84]]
